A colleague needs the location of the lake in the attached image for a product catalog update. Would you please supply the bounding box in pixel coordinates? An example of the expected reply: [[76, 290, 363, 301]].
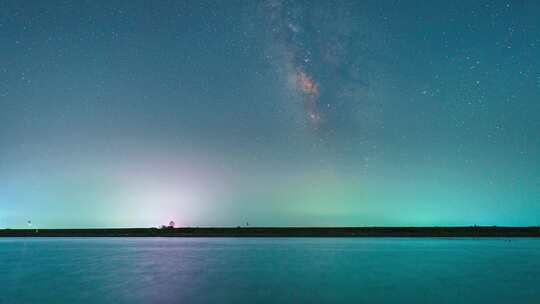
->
[[1, 238, 539, 303]]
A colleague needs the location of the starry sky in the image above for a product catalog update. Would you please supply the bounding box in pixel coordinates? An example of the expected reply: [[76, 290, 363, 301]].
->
[[1, 0, 539, 228]]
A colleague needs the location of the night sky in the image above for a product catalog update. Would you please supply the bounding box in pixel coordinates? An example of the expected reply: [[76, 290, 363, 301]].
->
[[1, 1, 539, 228]]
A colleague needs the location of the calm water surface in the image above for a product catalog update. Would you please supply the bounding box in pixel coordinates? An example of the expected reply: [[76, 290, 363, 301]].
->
[[1, 238, 539, 303]]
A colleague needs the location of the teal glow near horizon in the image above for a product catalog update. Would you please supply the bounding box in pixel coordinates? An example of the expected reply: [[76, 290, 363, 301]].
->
[[1, 1, 539, 228]]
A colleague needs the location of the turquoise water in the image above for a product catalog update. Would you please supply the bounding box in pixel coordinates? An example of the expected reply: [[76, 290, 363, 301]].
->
[[1, 238, 540, 303]]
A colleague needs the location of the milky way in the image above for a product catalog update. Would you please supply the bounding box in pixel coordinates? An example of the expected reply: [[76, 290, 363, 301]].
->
[[263, 0, 384, 135]]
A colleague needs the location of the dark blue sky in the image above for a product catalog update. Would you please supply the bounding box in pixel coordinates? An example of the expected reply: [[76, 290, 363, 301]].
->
[[1, 0, 539, 228]]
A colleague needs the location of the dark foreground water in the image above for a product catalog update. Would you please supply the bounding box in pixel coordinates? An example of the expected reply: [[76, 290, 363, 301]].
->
[[1, 238, 540, 304]]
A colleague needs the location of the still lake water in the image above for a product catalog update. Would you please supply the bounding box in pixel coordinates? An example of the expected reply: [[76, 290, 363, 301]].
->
[[1, 237, 540, 304]]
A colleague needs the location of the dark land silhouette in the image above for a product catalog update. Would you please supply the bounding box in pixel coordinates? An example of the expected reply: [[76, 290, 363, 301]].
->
[[1, 226, 540, 237]]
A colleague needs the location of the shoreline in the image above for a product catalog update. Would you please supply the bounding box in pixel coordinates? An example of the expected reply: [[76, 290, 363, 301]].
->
[[1, 227, 540, 237]]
